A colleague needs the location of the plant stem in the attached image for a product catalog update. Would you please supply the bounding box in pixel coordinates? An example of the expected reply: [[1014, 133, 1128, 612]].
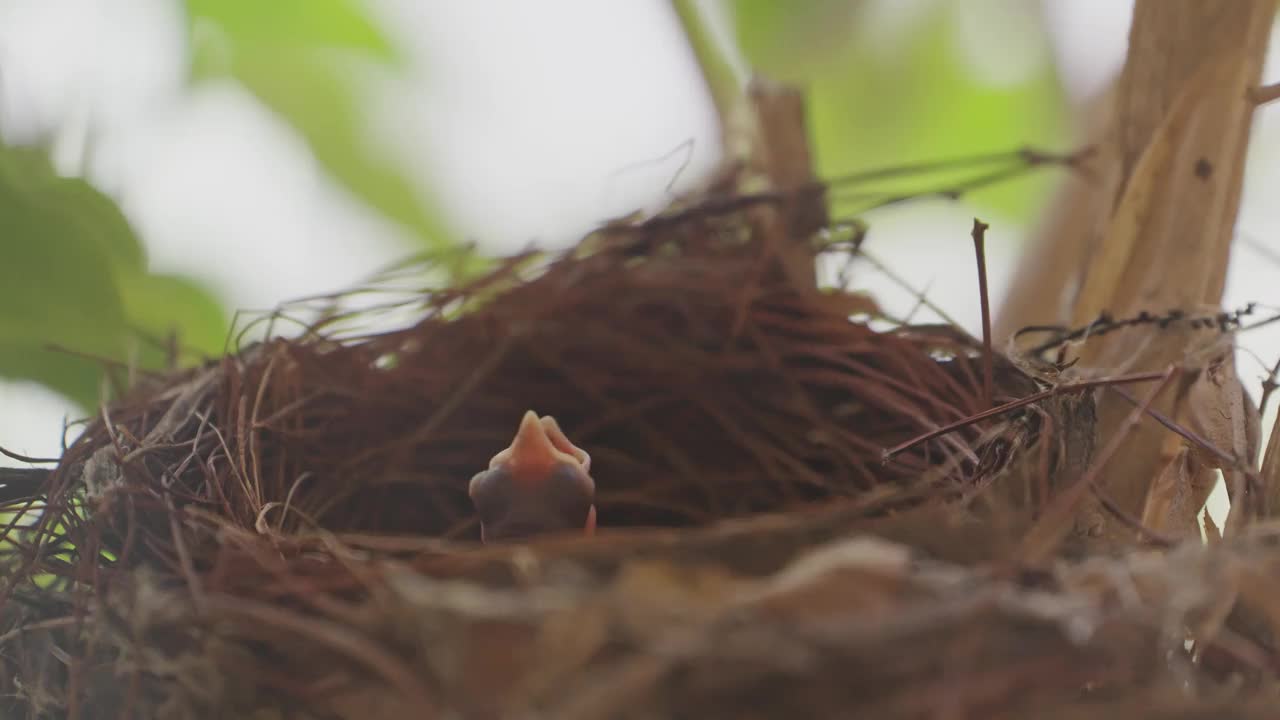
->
[[669, 0, 752, 167]]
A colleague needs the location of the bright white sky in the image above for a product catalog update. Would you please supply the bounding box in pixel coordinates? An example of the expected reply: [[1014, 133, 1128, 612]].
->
[[0, 0, 1278, 479]]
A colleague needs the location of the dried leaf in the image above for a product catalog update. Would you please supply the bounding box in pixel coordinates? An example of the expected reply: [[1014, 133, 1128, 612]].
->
[[1185, 347, 1258, 534], [1203, 510, 1222, 545], [1139, 436, 1212, 541]]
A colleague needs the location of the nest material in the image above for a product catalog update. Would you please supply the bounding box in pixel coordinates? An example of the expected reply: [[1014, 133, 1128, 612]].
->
[[2, 185, 1264, 719], [52, 202, 1063, 548]]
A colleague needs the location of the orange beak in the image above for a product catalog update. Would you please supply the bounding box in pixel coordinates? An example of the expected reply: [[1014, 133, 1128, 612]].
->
[[541, 415, 596, 535], [470, 410, 597, 540], [487, 411, 590, 479], [538, 415, 591, 473]]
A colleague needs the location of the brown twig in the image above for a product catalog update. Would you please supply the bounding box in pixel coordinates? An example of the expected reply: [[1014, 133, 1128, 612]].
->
[[0, 445, 59, 464], [1249, 81, 1280, 106], [883, 370, 1170, 461], [972, 218, 994, 409], [1258, 356, 1280, 420]]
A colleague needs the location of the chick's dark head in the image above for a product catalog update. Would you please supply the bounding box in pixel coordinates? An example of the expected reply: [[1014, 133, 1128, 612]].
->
[[468, 411, 596, 542]]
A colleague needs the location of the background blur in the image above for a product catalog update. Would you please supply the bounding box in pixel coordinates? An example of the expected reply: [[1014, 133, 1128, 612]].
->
[[0, 0, 1279, 466]]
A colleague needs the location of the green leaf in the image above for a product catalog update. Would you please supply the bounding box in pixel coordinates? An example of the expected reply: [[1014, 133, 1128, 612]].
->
[[731, 1, 1068, 222], [0, 142, 230, 409], [0, 345, 111, 412], [234, 49, 451, 245], [187, 0, 395, 59], [731, 0, 865, 83], [185, 0, 457, 252], [0, 149, 133, 409], [0, 145, 145, 273], [119, 272, 229, 363]]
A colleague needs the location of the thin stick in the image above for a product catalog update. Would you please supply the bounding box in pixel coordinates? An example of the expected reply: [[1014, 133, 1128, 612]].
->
[[1259, 356, 1280, 420], [0, 467, 52, 503], [882, 370, 1171, 461], [857, 250, 975, 341], [1090, 484, 1177, 547], [971, 218, 994, 408], [1109, 386, 1238, 468], [821, 146, 1089, 194], [1250, 81, 1280, 106], [609, 146, 1087, 237], [0, 444, 59, 464]]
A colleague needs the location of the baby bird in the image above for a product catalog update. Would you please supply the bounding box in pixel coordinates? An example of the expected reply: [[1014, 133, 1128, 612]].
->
[[468, 411, 597, 542]]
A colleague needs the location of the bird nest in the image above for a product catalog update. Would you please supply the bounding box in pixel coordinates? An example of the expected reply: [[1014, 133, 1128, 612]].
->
[[0, 178, 1275, 719]]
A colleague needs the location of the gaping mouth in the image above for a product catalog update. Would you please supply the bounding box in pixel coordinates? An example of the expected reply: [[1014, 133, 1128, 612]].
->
[[486, 410, 591, 477]]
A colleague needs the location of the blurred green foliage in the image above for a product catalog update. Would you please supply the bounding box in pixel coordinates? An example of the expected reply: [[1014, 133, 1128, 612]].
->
[[185, 0, 456, 251], [729, 0, 1069, 223], [0, 0, 461, 414], [0, 143, 226, 410], [732, 0, 864, 81]]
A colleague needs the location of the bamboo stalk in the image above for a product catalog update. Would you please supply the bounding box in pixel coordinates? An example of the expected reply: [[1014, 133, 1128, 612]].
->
[[1004, 1, 1276, 539]]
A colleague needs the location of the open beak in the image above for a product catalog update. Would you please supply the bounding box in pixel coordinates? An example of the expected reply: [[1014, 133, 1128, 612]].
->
[[539, 415, 591, 472], [471, 410, 597, 541], [487, 410, 588, 478]]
